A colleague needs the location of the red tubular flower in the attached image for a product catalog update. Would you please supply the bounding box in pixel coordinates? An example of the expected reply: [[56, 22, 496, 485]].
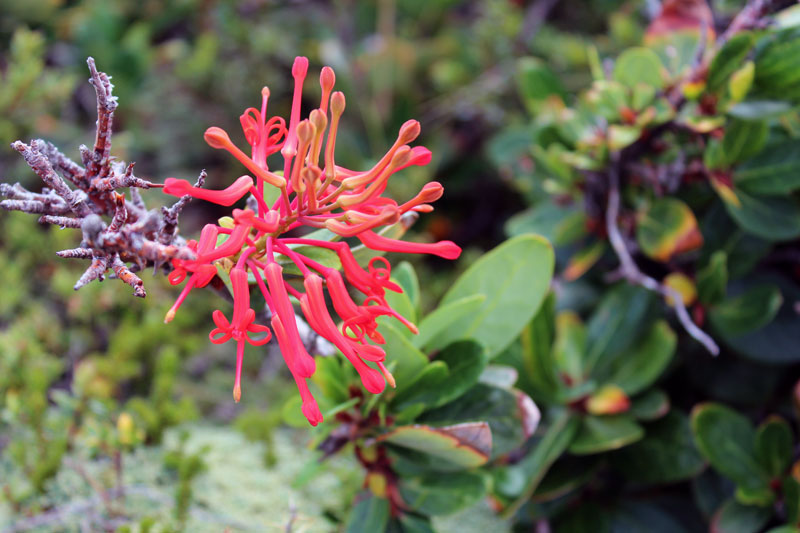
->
[[357, 230, 461, 260], [272, 314, 323, 426], [263, 263, 316, 378], [209, 268, 271, 401], [164, 175, 254, 206], [162, 56, 461, 424], [164, 223, 219, 323]]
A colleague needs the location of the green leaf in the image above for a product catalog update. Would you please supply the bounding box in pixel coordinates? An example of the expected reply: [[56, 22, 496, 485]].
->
[[378, 423, 491, 469], [691, 403, 772, 504], [500, 409, 581, 519], [753, 28, 800, 100], [754, 415, 793, 478], [381, 281, 416, 330], [436, 234, 555, 358], [420, 383, 536, 459], [629, 388, 670, 421], [600, 321, 676, 396], [393, 261, 420, 315], [735, 140, 800, 195], [784, 476, 800, 526], [708, 285, 783, 339], [345, 492, 390, 533], [697, 251, 728, 305], [431, 340, 490, 408], [399, 471, 488, 516], [722, 118, 769, 167], [505, 203, 587, 246], [724, 188, 800, 241], [607, 124, 642, 151], [729, 61, 755, 102], [711, 499, 771, 533], [519, 292, 560, 402], [391, 341, 488, 411], [531, 455, 600, 502], [585, 284, 655, 374], [391, 361, 448, 411], [380, 322, 429, 395], [613, 47, 665, 89], [708, 32, 756, 92], [727, 274, 800, 363], [516, 57, 566, 111], [552, 311, 587, 383], [397, 515, 435, 533], [414, 294, 486, 351], [637, 198, 703, 262], [568, 414, 644, 455], [281, 395, 308, 428], [611, 411, 705, 484], [311, 356, 350, 404]]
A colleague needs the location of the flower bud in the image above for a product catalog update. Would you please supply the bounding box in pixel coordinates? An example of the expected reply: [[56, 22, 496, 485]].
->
[[296, 119, 315, 145], [398, 119, 421, 144], [320, 66, 335, 93], [204, 127, 232, 150], [330, 91, 346, 116], [309, 109, 328, 134], [292, 56, 309, 79]]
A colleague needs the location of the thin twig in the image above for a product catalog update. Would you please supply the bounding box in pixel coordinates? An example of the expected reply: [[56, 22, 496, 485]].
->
[[606, 153, 720, 355], [516, 0, 559, 52]]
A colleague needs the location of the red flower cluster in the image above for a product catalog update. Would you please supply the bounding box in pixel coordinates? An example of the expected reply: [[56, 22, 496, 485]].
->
[[162, 56, 460, 426]]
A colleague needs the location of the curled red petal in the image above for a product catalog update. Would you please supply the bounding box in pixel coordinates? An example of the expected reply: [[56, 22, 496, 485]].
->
[[209, 328, 232, 344], [212, 309, 231, 330], [163, 175, 254, 206]]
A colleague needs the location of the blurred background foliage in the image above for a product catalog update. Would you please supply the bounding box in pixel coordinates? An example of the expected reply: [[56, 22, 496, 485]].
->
[[1, 0, 800, 532]]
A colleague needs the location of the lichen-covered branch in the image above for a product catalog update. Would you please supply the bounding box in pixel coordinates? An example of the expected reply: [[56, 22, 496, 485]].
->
[[1, 57, 198, 297]]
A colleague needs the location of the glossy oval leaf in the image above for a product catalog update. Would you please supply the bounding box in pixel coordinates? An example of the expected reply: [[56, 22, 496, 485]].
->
[[420, 383, 535, 459], [754, 415, 794, 478], [697, 251, 728, 306], [414, 294, 486, 351], [378, 422, 492, 469], [600, 320, 676, 396], [629, 388, 670, 421], [436, 234, 555, 358], [614, 47, 665, 89], [708, 284, 783, 339], [711, 499, 771, 533], [724, 188, 800, 241], [568, 414, 644, 455], [707, 32, 756, 92], [736, 140, 800, 195], [400, 471, 488, 516], [431, 340, 489, 408], [722, 118, 768, 167], [391, 360, 449, 410], [611, 411, 705, 484], [500, 409, 581, 518], [380, 321, 429, 394], [345, 492, 390, 533], [691, 403, 772, 502]]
